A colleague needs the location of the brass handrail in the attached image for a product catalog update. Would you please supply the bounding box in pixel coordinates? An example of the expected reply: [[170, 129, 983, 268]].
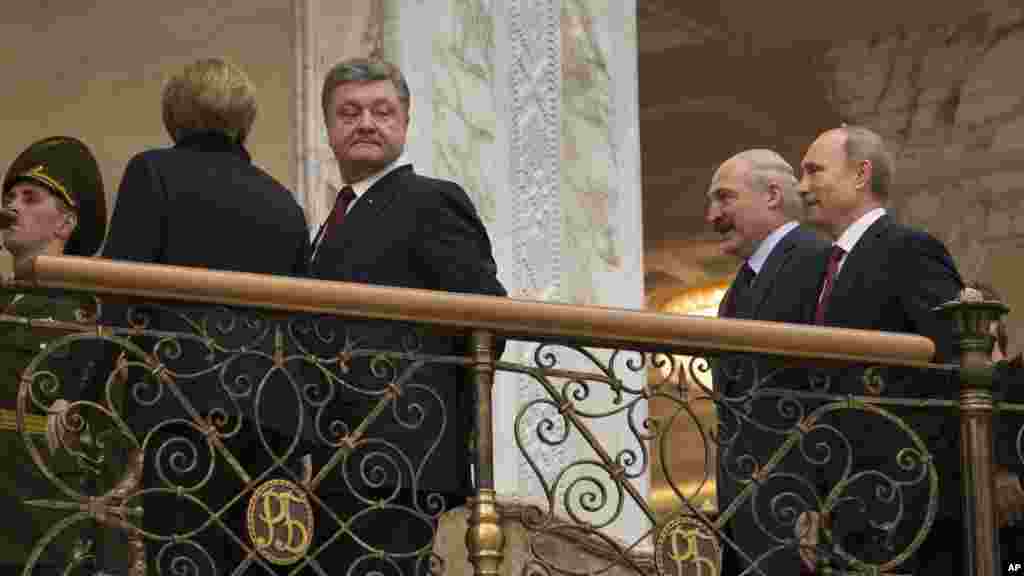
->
[[23, 255, 936, 367]]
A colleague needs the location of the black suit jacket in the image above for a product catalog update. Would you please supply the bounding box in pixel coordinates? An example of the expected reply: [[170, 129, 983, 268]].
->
[[717, 224, 829, 323], [102, 132, 312, 428], [309, 164, 506, 503], [102, 131, 312, 437], [715, 224, 830, 576], [103, 132, 310, 275], [98, 132, 312, 571], [821, 214, 961, 366], [816, 214, 963, 570]]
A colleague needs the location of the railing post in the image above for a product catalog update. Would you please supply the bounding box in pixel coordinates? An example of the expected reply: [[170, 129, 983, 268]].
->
[[939, 289, 1008, 576], [465, 330, 504, 576], [110, 447, 146, 576]]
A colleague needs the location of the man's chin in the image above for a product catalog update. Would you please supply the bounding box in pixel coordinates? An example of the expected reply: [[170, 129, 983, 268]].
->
[[719, 241, 741, 258], [804, 210, 826, 229], [340, 156, 395, 181]]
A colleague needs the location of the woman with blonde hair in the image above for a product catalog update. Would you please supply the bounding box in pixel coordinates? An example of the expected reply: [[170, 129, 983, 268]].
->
[[104, 57, 308, 274], [101, 57, 310, 574]]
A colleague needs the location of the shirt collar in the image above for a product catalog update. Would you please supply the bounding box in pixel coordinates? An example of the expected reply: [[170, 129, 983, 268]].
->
[[747, 221, 798, 275], [834, 207, 886, 253], [343, 154, 412, 201]]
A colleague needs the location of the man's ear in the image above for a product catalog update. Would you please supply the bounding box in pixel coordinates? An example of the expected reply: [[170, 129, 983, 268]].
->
[[765, 181, 782, 209], [855, 159, 872, 191], [56, 211, 77, 241]]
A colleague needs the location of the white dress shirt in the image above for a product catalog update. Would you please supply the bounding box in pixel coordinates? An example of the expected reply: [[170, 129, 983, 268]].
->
[[832, 207, 887, 276], [746, 220, 799, 277], [312, 154, 411, 256]]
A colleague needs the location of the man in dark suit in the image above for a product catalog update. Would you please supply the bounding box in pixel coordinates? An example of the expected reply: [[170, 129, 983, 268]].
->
[[308, 57, 506, 572], [706, 149, 830, 576], [796, 125, 963, 574]]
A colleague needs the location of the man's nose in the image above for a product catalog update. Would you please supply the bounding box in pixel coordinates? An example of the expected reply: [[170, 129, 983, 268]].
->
[[356, 109, 376, 130], [705, 203, 719, 224]]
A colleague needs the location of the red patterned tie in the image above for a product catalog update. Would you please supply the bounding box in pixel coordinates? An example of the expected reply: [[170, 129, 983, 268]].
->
[[321, 185, 356, 244], [814, 245, 846, 324]]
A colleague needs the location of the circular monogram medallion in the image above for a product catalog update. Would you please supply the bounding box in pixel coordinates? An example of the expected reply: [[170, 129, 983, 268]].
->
[[246, 479, 315, 565], [654, 515, 721, 576]]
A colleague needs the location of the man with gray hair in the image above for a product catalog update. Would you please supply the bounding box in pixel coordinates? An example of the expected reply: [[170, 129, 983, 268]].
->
[[708, 149, 828, 321], [706, 149, 830, 575]]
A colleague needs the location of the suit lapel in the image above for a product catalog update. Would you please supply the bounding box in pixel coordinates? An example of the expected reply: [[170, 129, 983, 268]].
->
[[826, 215, 890, 323], [718, 282, 738, 318], [335, 165, 407, 241], [746, 227, 800, 319], [312, 165, 410, 272]]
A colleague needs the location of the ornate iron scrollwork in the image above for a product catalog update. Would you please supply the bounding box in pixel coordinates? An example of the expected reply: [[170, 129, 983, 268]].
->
[[10, 289, 1014, 576], [13, 296, 460, 575], [509, 345, 955, 576]]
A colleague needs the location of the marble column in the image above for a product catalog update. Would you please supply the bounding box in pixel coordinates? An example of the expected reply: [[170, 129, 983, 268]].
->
[[293, 0, 646, 549], [293, 0, 397, 222]]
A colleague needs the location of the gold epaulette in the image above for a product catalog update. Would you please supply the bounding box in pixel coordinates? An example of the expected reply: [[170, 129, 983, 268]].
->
[[0, 408, 46, 434]]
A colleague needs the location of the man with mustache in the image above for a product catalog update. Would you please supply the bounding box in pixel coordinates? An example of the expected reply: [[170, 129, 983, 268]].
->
[[307, 58, 506, 572], [705, 149, 829, 575], [796, 125, 963, 574], [0, 136, 107, 572]]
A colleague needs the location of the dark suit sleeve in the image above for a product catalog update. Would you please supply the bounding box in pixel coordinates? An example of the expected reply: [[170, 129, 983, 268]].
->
[[102, 153, 166, 263], [413, 183, 507, 299], [413, 182, 507, 366], [291, 217, 312, 277], [899, 231, 963, 363]]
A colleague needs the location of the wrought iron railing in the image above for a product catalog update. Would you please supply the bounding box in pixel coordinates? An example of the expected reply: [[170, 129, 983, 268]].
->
[[2, 255, 1014, 576]]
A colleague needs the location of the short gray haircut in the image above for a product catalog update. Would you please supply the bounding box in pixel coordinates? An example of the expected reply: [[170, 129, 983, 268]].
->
[[734, 149, 804, 220], [321, 58, 411, 123], [162, 58, 257, 144], [839, 125, 893, 201]]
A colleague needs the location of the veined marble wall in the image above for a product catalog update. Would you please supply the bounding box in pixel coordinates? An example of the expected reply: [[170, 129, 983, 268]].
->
[[294, 0, 645, 547]]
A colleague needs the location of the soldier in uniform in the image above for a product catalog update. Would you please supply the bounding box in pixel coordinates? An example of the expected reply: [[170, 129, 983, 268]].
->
[[0, 136, 107, 573]]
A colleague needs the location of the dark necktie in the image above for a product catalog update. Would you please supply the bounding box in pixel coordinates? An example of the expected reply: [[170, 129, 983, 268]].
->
[[721, 262, 755, 318], [814, 245, 846, 324], [318, 185, 357, 246]]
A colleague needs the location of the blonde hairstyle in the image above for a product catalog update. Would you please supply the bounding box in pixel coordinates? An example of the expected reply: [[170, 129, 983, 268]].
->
[[162, 58, 257, 144]]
